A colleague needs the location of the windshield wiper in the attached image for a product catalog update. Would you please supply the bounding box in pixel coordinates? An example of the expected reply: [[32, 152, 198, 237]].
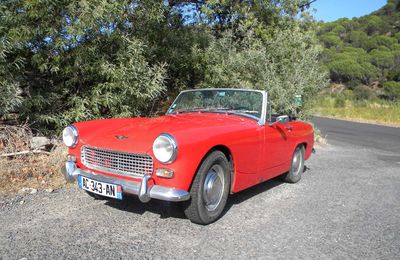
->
[[227, 109, 259, 115]]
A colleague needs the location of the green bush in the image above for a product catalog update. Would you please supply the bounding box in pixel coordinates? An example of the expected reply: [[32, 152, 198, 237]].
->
[[320, 33, 343, 49], [334, 96, 346, 107], [353, 86, 375, 101], [347, 80, 362, 90], [195, 23, 328, 117], [0, 0, 328, 132], [318, 2, 400, 92], [341, 89, 355, 100], [384, 81, 400, 100]]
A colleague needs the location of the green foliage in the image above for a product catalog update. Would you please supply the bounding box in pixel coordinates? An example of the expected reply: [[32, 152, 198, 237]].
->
[[365, 35, 397, 51], [319, 1, 400, 90], [384, 81, 400, 99], [353, 85, 375, 101], [195, 22, 328, 116], [334, 96, 346, 108], [327, 58, 378, 83], [363, 15, 384, 35], [345, 31, 368, 48], [0, 0, 326, 132], [320, 33, 343, 49], [0, 39, 22, 118], [369, 47, 396, 72], [0, 0, 169, 131]]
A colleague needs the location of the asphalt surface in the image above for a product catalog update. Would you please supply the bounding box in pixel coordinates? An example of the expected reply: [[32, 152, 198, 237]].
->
[[1, 118, 399, 259], [313, 116, 400, 155]]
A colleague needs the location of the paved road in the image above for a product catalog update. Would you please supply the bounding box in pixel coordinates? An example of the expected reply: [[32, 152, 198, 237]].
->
[[1, 118, 399, 259], [313, 116, 400, 155]]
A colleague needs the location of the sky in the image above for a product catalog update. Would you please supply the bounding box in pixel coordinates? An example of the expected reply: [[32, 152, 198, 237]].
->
[[310, 0, 387, 22]]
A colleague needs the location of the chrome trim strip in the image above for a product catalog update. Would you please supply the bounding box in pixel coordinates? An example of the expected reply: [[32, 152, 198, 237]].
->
[[259, 91, 268, 126], [149, 186, 190, 202], [179, 88, 266, 94]]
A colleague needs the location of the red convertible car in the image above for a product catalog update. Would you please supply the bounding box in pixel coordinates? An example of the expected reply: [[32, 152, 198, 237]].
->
[[62, 88, 314, 224]]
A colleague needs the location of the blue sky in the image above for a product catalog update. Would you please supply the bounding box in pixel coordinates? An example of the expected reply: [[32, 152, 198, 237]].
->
[[310, 0, 387, 22]]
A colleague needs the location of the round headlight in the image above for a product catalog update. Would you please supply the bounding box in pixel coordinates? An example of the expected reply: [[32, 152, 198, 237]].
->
[[152, 134, 177, 164], [62, 125, 78, 147]]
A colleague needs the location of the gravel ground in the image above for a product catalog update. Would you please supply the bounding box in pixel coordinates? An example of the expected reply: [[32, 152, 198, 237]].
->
[[1, 142, 399, 259]]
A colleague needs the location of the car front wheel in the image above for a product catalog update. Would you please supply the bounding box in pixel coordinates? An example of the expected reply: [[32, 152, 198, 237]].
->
[[184, 151, 230, 225], [282, 145, 305, 183]]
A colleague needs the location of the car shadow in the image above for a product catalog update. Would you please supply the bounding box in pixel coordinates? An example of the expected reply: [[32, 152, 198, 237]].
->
[[104, 195, 187, 219], [220, 176, 284, 218], [102, 176, 288, 221]]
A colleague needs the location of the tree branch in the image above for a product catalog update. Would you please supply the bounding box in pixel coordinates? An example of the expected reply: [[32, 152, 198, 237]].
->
[[1, 150, 51, 157]]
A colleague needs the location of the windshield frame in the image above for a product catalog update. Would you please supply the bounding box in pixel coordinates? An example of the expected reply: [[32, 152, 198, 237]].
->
[[166, 88, 268, 126]]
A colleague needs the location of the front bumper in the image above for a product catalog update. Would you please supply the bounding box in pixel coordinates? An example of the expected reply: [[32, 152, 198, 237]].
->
[[62, 161, 190, 203]]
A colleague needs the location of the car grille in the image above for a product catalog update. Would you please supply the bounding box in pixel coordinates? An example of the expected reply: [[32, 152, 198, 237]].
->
[[81, 146, 153, 177]]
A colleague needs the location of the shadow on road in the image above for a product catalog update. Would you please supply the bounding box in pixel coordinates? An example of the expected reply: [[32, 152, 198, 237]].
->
[[104, 195, 187, 219], [220, 177, 284, 218], [103, 176, 287, 221]]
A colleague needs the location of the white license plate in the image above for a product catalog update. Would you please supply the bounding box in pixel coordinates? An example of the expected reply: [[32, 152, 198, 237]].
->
[[78, 175, 122, 200]]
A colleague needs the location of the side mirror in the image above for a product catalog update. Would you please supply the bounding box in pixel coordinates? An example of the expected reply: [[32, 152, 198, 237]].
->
[[269, 115, 290, 127]]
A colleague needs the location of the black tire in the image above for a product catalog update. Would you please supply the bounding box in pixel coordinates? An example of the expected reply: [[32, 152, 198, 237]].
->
[[184, 151, 231, 225], [85, 191, 106, 200], [281, 145, 305, 183]]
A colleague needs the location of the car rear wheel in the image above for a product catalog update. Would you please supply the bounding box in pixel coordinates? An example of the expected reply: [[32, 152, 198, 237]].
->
[[184, 151, 230, 225], [282, 145, 305, 183]]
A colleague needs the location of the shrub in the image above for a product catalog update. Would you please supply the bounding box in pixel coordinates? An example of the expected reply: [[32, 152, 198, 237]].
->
[[195, 23, 328, 117], [347, 80, 362, 90], [384, 81, 400, 100], [320, 33, 343, 49], [353, 85, 375, 101], [342, 89, 355, 100], [334, 96, 346, 108]]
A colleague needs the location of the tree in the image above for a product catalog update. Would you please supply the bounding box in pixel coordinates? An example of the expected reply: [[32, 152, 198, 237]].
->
[[363, 15, 384, 35], [320, 33, 343, 49], [369, 47, 396, 71], [345, 31, 369, 49], [195, 22, 327, 116], [0, 0, 168, 130], [318, 1, 400, 89], [0, 0, 326, 132], [365, 35, 398, 51], [384, 81, 400, 99]]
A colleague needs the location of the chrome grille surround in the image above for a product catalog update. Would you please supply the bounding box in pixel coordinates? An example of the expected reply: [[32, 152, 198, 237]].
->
[[81, 146, 153, 178]]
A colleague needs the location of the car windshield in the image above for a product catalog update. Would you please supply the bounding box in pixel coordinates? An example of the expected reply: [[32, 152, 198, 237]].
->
[[167, 89, 264, 121]]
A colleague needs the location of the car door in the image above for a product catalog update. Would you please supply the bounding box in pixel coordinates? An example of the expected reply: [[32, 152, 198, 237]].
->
[[259, 121, 294, 179]]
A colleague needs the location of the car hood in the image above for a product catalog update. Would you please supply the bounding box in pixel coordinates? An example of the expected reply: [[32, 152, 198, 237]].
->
[[75, 113, 256, 153]]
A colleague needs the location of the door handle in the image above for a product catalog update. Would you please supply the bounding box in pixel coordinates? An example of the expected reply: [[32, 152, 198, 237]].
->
[[285, 125, 293, 131]]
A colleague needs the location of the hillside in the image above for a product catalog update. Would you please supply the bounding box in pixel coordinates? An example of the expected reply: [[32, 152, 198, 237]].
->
[[318, 0, 400, 100]]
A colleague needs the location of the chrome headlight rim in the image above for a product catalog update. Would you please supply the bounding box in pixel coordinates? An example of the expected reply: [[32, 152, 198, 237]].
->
[[62, 125, 79, 148], [152, 133, 178, 164]]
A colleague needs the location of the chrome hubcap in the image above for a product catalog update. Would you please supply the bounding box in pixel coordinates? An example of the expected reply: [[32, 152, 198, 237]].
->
[[203, 165, 225, 211], [292, 149, 303, 175]]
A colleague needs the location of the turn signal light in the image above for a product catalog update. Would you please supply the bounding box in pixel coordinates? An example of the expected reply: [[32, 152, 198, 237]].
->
[[156, 168, 174, 178]]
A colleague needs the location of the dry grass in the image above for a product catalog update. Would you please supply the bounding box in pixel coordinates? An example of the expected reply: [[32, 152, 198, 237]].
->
[[0, 124, 32, 153], [0, 145, 68, 197], [0, 124, 68, 197], [313, 96, 400, 127]]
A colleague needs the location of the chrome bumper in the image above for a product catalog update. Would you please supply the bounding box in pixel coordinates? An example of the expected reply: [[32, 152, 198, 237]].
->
[[63, 161, 190, 203]]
